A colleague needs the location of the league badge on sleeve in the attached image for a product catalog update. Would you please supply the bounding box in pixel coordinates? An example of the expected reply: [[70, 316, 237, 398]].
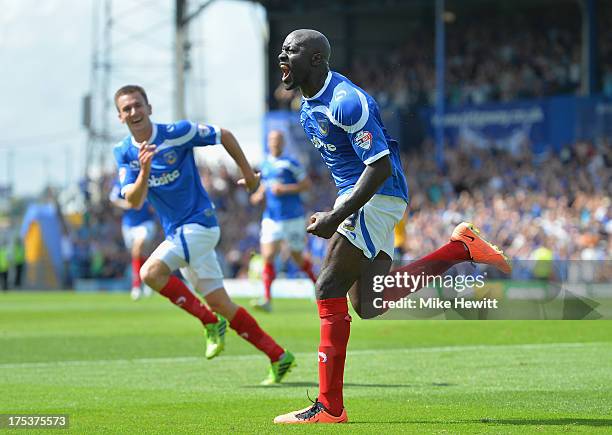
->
[[354, 130, 372, 150], [197, 124, 212, 137]]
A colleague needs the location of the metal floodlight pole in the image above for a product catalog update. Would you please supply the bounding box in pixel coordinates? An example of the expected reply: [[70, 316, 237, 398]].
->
[[175, 0, 187, 119], [174, 0, 217, 120], [435, 0, 445, 170]]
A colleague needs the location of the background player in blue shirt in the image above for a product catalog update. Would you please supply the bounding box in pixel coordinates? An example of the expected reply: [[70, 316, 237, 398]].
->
[[273, 30, 511, 424], [109, 179, 157, 300], [113, 85, 295, 385], [250, 130, 317, 312]]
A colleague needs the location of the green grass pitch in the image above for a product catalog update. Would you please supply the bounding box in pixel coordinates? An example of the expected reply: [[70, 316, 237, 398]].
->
[[1, 291, 611, 433]]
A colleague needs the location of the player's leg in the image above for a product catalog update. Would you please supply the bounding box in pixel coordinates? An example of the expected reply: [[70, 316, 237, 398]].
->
[[254, 239, 280, 311], [286, 216, 317, 283], [131, 235, 146, 292], [275, 233, 360, 424], [347, 250, 393, 319], [275, 195, 406, 424], [204, 287, 288, 363], [207, 286, 296, 384], [140, 239, 219, 327], [195, 261, 295, 380], [137, 221, 156, 297], [382, 222, 511, 305], [122, 225, 142, 300], [289, 249, 317, 282]]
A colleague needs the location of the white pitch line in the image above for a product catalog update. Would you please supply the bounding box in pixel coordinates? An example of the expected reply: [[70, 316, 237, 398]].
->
[[0, 341, 608, 370]]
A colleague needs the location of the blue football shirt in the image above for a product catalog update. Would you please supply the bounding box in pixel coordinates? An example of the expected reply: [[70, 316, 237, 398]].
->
[[109, 179, 155, 227], [113, 121, 221, 236], [261, 155, 305, 221], [299, 71, 409, 202]]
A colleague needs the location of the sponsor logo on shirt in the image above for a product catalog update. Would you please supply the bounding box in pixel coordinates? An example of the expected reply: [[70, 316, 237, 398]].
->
[[148, 169, 180, 187], [310, 136, 336, 152], [354, 130, 372, 150], [129, 160, 140, 170]]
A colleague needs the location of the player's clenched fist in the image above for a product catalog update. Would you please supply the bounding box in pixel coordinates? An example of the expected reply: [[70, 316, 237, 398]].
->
[[138, 141, 156, 173], [306, 211, 340, 239], [237, 172, 261, 193]]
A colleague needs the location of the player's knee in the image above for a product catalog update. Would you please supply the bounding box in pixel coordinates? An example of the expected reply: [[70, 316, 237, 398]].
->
[[355, 306, 380, 319], [139, 262, 166, 289], [139, 264, 154, 287]]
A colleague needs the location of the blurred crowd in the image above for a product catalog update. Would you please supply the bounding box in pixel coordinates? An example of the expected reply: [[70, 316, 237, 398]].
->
[[275, 7, 612, 111], [64, 135, 610, 284], [63, 174, 132, 283], [400, 138, 611, 280]]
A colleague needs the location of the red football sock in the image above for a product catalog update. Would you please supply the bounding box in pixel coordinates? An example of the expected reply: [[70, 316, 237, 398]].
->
[[262, 262, 275, 302], [131, 257, 145, 288], [159, 276, 218, 325], [385, 240, 470, 302], [318, 297, 351, 417], [301, 258, 317, 283], [229, 307, 284, 362]]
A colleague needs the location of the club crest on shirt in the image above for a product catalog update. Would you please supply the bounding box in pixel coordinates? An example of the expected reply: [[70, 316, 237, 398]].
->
[[316, 117, 330, 137], [354, 130, 372, 150], [163, 150, 178, 165]]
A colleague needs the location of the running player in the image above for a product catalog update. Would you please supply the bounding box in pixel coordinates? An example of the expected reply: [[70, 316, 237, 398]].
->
[[250, 129, 316, 312], [110, 179, 156, 300], [273, 29, 511, 423], [113, 85, 295, 385]]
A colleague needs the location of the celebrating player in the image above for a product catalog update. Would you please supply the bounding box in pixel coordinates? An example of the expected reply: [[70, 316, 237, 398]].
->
[[273, 29, 512, 423], [113, 85, 295, 385], [250, 129, 317, 312], [110, 179, 156, 300]]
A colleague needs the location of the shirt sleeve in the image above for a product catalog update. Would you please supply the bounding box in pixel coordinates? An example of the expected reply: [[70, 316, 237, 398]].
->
[[329, 84, 390, 165], [162, 121, 221, 149], [113, 146, 138, 196], [191, 122, 222, 147], [109, 182, 122, 201]]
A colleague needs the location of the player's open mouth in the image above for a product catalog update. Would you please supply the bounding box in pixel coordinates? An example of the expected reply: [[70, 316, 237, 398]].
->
[[280, 64, 292, 82]]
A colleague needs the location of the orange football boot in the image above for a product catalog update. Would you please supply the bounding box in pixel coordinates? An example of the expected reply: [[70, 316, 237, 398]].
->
[[451, 222, 512, 274], [274, 401, 348, 424]]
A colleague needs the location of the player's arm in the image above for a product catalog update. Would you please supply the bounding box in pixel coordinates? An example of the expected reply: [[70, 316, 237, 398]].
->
[[124, 142, 156, 209], [271, 176, 311, 196], [110, 195, 132, 210], [220, 128, 260, 192], [307, 157, 391, 238]]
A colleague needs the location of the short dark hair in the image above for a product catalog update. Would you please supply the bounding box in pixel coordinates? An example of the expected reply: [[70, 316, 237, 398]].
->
[[114, 85, 149, 109]]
